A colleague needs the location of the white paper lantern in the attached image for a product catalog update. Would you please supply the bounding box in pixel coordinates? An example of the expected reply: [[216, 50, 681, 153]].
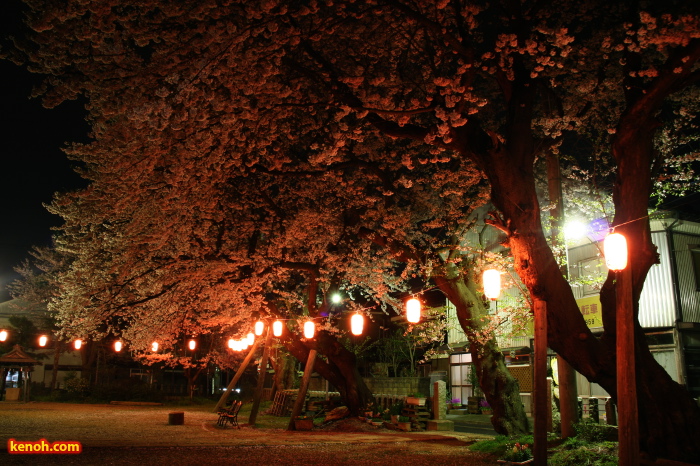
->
[[303, 320, 315, 339], [483, 269, 502, 300], [255, 320, 264, 336], [604, 232, 628, 271], [351, 313, 364, 336], [406, 298, 421, 323], [114, 341, 123, 352], [74, 339, 83, 350], [273, 320, 283, 337]]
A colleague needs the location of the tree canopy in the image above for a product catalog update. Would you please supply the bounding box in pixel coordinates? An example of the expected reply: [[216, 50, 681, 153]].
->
[[8, 0, 700, 460]]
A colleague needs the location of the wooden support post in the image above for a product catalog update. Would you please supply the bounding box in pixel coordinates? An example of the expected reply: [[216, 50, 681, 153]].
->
[[248, 328, 273, 425], [213, 337, 262, 413], [617, 267, 639, 465], [534, 299, 548, 466], [557, 355, 578, 438], [287, 349, 318, 431]]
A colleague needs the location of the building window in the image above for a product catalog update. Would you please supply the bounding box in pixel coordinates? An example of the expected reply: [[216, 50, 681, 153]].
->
[[450, 353, 473, 403], [691, 247, 700, 291], [578, 256, 606, 296]]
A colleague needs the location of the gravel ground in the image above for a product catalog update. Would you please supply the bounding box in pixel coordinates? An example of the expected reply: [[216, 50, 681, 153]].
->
[[0, 402, 497, 465]]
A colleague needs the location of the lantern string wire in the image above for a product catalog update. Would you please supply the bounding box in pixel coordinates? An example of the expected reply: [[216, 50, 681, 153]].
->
[[610, 212, 659, 232]]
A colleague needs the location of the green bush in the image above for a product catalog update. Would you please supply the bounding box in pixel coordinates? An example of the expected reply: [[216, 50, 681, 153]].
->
[[548, 442, 618, 465], [573, 419, 611, 443], [64, 377, 91, 396]]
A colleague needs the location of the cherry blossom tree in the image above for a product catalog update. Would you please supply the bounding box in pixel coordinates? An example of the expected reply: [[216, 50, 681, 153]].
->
[[11, 0, 700, 459]]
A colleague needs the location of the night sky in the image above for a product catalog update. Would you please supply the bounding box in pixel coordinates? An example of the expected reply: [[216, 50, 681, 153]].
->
[[0, 1, 89, 301]]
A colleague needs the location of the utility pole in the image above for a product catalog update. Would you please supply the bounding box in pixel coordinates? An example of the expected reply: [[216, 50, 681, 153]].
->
[[547, 150, 578, 438]]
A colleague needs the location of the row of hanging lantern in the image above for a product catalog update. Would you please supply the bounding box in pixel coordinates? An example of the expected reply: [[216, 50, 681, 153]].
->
[[0, 331, 118, 352], [255, 319, 316, 338], [0, 331, 53, 347], [0, 305, 411, 353], [2, 293, 433, 354], [103, 232, 628, 355]]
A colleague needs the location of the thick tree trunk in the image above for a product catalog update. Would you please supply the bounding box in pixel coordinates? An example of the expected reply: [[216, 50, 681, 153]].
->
[[270, 351, 296, 393], [478, 141, 700, 461], [80, 341, 98, 384], [281, 330, 372, 415], [184, 367, 204, 401], [359, 227, 530, 434], [50, 343, 61, 390], [434, 272, 530, 435]]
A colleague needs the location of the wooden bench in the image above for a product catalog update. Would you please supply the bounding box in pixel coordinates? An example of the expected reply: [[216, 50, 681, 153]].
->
[[217, 400, 243, 428]]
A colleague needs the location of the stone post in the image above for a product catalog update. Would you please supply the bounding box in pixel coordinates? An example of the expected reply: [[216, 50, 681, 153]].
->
[[427, 380, 453, 431], [433, 380, 446, 420]]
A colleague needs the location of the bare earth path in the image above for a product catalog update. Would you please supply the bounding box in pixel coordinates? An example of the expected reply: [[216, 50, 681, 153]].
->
[[0, 402, 496, 465]]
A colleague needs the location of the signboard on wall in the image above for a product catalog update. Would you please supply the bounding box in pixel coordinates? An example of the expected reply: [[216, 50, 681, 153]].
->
[[576, 296, 603, 328]]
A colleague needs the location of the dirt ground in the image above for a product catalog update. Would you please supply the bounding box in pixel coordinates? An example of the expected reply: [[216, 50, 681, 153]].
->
[[0, 402, 497, 465]]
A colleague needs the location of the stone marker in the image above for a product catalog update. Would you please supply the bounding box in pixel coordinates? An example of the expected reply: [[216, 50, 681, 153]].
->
[[428, 380, 454, 431], [433, 380, 447, 420]]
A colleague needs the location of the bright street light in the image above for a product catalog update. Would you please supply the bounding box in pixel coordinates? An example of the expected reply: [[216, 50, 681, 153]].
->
[[563, 220, 588, 240]]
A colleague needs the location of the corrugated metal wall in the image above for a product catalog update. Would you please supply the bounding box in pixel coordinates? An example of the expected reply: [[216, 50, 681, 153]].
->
[[638, 231, 676, 328], [667, 228, 700, 324]]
